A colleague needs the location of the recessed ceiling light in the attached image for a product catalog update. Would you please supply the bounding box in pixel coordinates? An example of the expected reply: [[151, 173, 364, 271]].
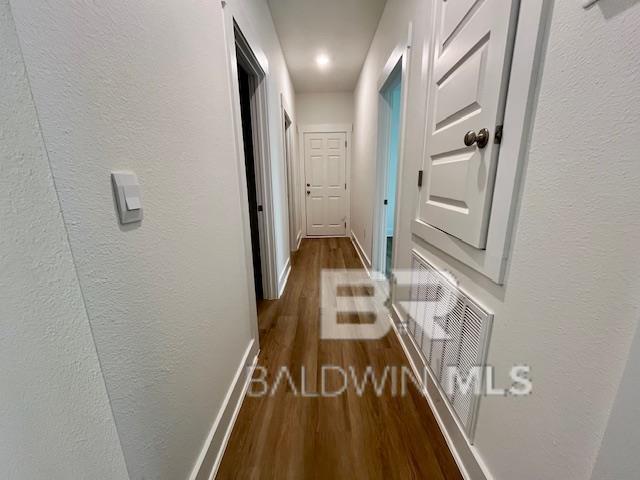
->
[[316, 54, 330, 68]]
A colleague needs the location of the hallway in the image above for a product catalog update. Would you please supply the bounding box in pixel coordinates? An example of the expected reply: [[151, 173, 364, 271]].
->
[[217, 238, 461, 479], [4, 0, 640, 478]]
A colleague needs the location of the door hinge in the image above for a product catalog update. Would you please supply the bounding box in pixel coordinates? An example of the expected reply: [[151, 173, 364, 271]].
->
[[417, 170, 423, 188], [345, 183, 347, 190], [384, 199, 388, 205], [495, 125, 503, 144], [345, 140, 347, 148], [257, 205, 263, 212]]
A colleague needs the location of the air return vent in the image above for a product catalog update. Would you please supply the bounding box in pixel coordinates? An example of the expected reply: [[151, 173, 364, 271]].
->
[[408, 252, 493, 442]]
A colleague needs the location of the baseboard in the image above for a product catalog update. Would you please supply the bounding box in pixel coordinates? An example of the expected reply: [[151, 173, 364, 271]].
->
[[277, 257, 292, 298], [304, 235, 349, 239], [387, 306, 493, 480], [350, 231, 372, 271], [190, 339, 259, 480]]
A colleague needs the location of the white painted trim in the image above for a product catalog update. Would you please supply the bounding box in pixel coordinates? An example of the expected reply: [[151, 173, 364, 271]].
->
[[220, 7, 261, 342], [305, 235, 349, 239], [350, 231, 372, 269], [296, 231, 303, 250], [277, 257, 291, 298], [372, 24, 412, 276], [281, 94, 298, 254], [222, 10, 279, 300], [189, 339, 259, 480], [386, 308, 492, 480], [412, 0, 551, 285], [299, 124, 353, 238]]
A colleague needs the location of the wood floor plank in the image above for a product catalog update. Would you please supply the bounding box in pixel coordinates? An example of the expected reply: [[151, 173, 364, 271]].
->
[[216, 238, 462, 479]]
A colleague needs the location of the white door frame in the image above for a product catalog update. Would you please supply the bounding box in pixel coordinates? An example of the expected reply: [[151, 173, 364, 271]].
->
[[222, 17, 279, 301], [372, 27, 412, 276], [299, 124, 353, 238], [280, 95, 298, 252]]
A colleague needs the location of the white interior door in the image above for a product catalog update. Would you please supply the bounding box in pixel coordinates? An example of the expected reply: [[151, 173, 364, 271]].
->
[[419, 0, 520, 249], [304, 132, 347, 236]]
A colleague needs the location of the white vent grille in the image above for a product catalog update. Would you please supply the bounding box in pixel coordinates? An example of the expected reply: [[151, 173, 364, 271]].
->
[[409, 252, 493, 442]]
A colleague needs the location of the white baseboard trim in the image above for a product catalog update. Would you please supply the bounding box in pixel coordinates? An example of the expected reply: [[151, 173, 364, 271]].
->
[[277, 257, 292, 298], [350, 231, 372, 271], [387, 306, 493, 480], [190, 339, 259, 480], [304, 235, 349, 239]]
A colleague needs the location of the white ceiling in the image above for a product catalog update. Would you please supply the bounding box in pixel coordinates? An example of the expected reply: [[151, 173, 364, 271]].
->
[[267, 0, 387, 93]]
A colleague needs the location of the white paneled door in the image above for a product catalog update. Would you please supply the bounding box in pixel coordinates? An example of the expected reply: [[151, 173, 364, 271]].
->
[[419, 0, 520, 248], [304, 132, 347, 236]]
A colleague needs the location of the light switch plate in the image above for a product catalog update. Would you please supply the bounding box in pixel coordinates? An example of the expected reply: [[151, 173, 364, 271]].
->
[[111, 171, 143, 225]]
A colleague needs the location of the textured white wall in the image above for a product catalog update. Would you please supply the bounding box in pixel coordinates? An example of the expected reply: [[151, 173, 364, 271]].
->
[[0, 1, 129, 478], [354, 0, 640, 479], [441, 2, 640, 478], [8, 0, 260, 478], [226, 0, 298, 276], [591, 320, 640, 480], [296, 92, 354, 125]]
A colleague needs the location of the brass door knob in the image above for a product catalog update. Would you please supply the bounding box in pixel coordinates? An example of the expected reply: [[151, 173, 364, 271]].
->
[[464, 128, 490, 149]]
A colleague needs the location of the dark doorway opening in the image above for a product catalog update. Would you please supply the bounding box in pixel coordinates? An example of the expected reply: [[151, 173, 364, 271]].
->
[[237, 62, 263, 301]]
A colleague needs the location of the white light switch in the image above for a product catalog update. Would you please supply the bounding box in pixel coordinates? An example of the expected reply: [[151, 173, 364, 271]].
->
[[111, 171, 143, 224]]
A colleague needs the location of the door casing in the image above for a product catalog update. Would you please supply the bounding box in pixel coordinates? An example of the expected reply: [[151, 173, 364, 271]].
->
[[223, 19, 279, 302], [372, 30, 412, 277]]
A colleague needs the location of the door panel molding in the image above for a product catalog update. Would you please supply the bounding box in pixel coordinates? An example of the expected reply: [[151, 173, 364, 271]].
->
[[413, 0, 552, 284], [419, 0, 521, 249]]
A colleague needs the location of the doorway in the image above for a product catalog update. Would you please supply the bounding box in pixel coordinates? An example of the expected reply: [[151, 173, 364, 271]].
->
[[282, 105, 298, 251], [237, 63, 263, 300], [231, 24, 278, 300], [384, 73, 402, 276], [372, 51, 406, 279], [374, 57, 404, 278]]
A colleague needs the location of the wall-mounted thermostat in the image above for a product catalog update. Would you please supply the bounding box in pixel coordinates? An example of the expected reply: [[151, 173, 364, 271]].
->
[[111, 171, 143, 225]]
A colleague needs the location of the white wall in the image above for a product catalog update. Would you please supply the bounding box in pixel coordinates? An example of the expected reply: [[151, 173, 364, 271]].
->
[[350, 0, 428, 264], [591, 320, 640, 480], [295, 92, 354, 125], [225, 0, 298, 281], [0, 1, 128, 477], [353, 0, 640, 479], [8, 0, 264, 478]]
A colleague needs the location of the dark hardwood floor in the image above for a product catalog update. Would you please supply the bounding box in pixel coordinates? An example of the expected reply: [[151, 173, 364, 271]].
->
[[216, 238, 462, 479]]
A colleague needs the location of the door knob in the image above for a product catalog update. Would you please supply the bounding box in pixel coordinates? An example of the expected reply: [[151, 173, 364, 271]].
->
[[307, 190, 310, 196], [307, 183, 310, 187], [464, 128, 490, 149]]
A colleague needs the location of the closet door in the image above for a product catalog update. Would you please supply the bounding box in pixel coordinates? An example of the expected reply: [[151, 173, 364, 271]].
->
[[419, 0, 520, 248]]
